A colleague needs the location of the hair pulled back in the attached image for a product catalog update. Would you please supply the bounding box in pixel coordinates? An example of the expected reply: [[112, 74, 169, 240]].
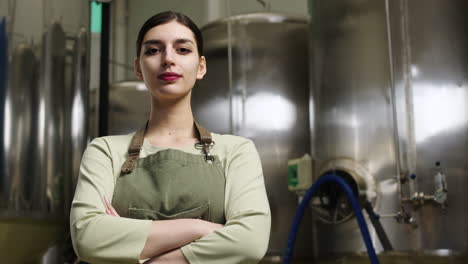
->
[[136, 11, 203, 57]]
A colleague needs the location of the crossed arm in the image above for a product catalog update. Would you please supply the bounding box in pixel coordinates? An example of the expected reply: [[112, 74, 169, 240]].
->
[[71, 137, 270, 264], [103, 197, 223, 263]]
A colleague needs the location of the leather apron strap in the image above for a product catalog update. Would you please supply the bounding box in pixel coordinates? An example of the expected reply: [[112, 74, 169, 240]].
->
[[194, 121, 211, 144], [194, 121, 216, 162], [121, 121, 214, 174], [120, 122, 147, 174]]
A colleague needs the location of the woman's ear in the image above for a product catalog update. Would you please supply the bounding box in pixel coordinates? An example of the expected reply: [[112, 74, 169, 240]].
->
[[196, 56, 207, 80], [134, 57, 143, 80]]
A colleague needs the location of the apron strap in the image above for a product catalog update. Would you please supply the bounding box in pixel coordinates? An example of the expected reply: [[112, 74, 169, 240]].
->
[[194, 121, 212, 145], [121, 122, 147, 174], [120, 121, 214, 174], [194, 121, 215, 162]]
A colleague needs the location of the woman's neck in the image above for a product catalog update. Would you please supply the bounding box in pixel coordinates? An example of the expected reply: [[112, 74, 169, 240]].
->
[[146, 97, 197, 145]]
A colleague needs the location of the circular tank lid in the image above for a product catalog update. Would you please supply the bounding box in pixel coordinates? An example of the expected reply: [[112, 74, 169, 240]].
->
[[201, 12, 309, 31]]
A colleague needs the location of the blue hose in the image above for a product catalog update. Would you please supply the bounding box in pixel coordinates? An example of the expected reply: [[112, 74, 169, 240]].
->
[[284, 174, 380, 264]]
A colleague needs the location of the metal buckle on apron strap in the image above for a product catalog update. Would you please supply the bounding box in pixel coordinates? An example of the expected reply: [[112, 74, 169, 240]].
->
[[121, 123, 146, 175], [121, 144, 142, 174], [195, 141, 216, 162], [193, 121, 215, 162]]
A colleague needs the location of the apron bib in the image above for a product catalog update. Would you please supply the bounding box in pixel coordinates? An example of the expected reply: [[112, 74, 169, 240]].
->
[[111, 122, 226, 224]]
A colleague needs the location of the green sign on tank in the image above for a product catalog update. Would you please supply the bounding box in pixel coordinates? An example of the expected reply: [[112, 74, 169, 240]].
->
[[288, 163, 299, 187], [91, 2, 102, 33]]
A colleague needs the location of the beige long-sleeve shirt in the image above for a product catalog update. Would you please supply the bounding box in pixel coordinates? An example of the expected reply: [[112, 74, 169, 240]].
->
[[70, 132, 271, 264]]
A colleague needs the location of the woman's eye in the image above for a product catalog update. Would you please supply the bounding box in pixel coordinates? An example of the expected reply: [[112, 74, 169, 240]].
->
[[178, 47, 191, 54], [145, 48, 160, 55]]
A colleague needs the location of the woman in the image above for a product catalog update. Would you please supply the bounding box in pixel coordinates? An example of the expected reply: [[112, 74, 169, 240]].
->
[[70, 11, 271, 264]]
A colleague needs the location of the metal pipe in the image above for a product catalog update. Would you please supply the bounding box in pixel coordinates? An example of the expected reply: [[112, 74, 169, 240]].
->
[[363, 200, 393, 251], [399, 0, 417, 196], [384, 0, 405, 215]]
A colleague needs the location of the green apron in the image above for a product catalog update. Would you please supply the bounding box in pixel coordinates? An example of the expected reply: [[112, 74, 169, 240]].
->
[[111, 122, 226, 224]]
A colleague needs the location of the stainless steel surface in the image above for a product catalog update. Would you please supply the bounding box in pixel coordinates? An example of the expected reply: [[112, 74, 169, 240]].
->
[[3, 43, 36, 210], [1, 2, 90, 263], [310, 0, 468, 256], [67, 27, 90, 211], [107, 81, 150, 135], [195, 13, 312, 257], [393, 0, 468, 252], [35, 21, 67, 213], [310, 0, 404, 254]]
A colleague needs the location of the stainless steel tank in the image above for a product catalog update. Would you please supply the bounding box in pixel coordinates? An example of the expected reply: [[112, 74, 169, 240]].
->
[[107, 81, 151, 135], [310, 0, 468, 259], [67, 27, 90, 211], [0, 2, 90, 263], [193, 13, 313, 258], [3, 43, 36, 211]]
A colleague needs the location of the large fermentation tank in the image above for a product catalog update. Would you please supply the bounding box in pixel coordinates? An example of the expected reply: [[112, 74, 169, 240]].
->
[[0, 1, 89, 263], [310, 0, 468, 259], [107, 81, 150, 135], [193, 13, 313, 258]]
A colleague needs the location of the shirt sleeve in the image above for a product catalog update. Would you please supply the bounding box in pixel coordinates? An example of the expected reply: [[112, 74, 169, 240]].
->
[[70, 138, 152, 264], [180, 139, 271, 264]]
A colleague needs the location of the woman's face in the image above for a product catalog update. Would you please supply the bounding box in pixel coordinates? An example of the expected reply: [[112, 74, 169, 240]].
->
[[134, 21, 206, 101]]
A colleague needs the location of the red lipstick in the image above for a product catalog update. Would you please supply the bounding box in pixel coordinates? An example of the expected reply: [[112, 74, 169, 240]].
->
[[158, 72, 182, 82]]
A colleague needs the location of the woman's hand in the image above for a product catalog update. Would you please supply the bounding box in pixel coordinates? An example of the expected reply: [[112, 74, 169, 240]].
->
[[140, 219, 223, 259], [104, 195, 224, 260], [104, 196, 223, 237], [143, 249, 189, 264], [104, 196, 120, 217]]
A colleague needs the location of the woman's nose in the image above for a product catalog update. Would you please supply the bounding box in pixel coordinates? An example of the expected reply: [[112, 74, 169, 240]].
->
[[162, 50, 175, 67]]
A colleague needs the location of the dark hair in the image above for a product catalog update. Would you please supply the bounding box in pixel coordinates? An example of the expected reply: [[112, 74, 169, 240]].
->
[[136, 11, 203, 57]]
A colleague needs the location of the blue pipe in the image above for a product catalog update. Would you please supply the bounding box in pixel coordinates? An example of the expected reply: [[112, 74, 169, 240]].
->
[[284, 174, 380, 264]]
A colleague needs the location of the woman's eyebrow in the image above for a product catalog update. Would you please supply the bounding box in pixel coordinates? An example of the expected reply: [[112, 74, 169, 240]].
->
[[142, 39, 194, 46], [143, 39, 163, 46], [174, 38, 194, 45]]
